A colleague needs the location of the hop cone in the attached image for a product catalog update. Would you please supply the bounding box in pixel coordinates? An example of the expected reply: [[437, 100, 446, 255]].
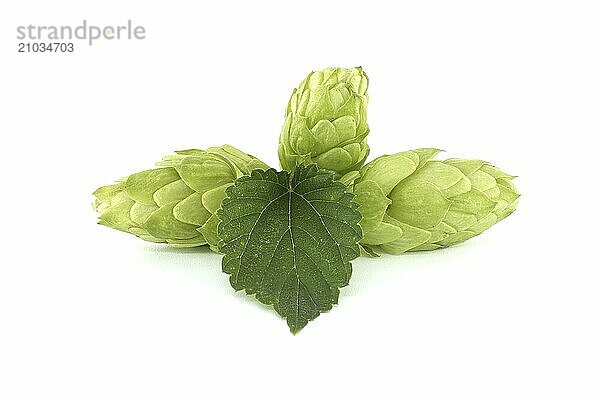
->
[[352, 149, 519, 254], [278, 67, 370, 177], [93, 144, 269, 250]]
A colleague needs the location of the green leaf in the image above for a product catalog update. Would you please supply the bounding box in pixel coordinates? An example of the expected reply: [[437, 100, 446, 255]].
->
[[217, 164, 362, 334]]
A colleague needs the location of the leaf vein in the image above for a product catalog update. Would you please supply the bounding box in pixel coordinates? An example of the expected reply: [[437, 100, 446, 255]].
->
[[234, 190, 288, 284]]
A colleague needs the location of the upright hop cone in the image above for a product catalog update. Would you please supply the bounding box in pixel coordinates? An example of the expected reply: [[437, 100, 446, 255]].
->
[[93, 144, 269, 250], [278, 67, 370, 177], [351, 149, 519, 254]]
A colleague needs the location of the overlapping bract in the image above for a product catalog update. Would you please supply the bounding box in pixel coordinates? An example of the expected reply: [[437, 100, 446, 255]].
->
[[278, 67, 370, 178], [93, 144, 269, 250], [352, 149, 520, 254]]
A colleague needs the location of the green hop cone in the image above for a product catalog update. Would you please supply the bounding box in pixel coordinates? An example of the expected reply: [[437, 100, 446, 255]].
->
[[352, 149, 520, 254], [93, 144, 269, 250], [278, 67, 370, 178]]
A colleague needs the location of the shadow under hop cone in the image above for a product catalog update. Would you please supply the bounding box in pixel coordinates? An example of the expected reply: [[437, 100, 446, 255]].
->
[[350, 148, 520, 254], [93, 144, 269, 250], [278, 67, 370, 178]]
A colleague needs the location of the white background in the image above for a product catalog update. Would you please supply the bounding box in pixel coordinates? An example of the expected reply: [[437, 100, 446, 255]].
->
[[1, 1, 599, 399]]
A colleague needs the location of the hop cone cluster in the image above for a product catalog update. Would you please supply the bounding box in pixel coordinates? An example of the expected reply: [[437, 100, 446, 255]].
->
[[95, 67, 519, 255], [93, 145, 268, 250], [278, 67, 370, 177], [352, 149, 520, 254]]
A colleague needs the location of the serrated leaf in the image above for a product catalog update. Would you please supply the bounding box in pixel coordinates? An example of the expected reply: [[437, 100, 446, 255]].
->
[[217, 164, 362, 334]]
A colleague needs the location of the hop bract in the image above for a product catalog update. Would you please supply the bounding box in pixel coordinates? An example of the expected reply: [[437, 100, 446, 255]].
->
[[93, 145, 268, 250], [278, 67, 370, 177], [352, 149, 520, 254]]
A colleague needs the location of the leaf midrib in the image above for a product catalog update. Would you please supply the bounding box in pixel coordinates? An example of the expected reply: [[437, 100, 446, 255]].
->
[[233, 174, 350, 323]]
